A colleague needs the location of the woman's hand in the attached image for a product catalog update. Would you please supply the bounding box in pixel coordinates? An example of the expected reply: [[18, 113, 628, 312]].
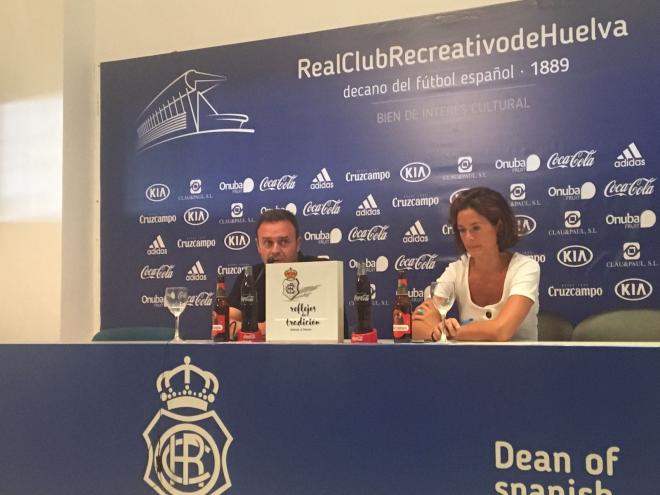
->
[[412, 300, 441, 340], [439, 317, 461, 340], [413, 299, 437, 318]]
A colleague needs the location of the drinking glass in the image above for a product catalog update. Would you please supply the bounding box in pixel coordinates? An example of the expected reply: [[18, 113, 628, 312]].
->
[[164, 287, 189, 342], [430, 280, 455, 342]]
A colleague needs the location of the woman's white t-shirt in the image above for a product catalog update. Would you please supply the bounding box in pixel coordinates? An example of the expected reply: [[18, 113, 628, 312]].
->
[[436, 252, 540, 341]]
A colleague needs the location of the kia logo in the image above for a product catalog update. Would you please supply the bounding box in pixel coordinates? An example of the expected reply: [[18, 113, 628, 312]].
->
[[556, 245, 593, 268], [515, 215, 537, 236], [615, 278, 652, 301], [449, 188, 469, 204], [145, 183, 170, 202], [224, 231, 250, 250], [183, 207, 209, 226], [400, 162, 431, 183]]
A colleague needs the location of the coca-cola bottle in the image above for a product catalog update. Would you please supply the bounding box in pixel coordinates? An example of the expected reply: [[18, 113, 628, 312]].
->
[[211, 275, 230, 341], [392, 270, 412, 343], [354, 261, 372, 334], [240, 265, 258, 333]]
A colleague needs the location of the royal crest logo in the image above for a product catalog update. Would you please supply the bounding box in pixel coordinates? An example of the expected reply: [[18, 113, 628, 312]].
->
[[143, 356, 233, 495], [282, 267, 300, 300]]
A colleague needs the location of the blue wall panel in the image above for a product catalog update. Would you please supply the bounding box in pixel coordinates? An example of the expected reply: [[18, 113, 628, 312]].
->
[[101, 0, 659, 338]]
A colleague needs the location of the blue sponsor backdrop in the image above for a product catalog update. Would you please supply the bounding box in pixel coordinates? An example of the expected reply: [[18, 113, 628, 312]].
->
[[1, 343, 659, 493], [101, 0, 659, 339]]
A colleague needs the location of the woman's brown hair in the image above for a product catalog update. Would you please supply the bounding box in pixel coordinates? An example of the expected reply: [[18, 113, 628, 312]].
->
[[449, 187, 519, 253]]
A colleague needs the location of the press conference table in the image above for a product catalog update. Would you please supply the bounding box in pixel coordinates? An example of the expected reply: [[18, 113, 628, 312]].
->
[[1, 341, 659, 494]]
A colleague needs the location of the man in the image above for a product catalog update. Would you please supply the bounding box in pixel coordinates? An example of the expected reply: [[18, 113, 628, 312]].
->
[[227, 209, 320, 336]]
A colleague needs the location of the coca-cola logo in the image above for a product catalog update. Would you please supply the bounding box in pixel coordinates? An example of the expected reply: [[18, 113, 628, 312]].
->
[[145, 183, 170, 202], [259, 174, 297, 191], [347, 225, 389, 242], [546, 150, 596, 170], [140, 264, 175, 279], [302, 199, 342, 216], [353, 293, 371, 303], [603, 177, 655, 197], [189, 291, 214, 306], [184, 207, 209, 226], [394, 254, 439, 271]]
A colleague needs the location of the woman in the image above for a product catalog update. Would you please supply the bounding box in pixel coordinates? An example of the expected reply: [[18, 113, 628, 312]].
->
[[413, 187, 540, 341]]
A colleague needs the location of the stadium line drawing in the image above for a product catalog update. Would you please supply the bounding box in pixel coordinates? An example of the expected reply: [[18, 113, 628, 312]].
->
[[136, 69, 254, 151]]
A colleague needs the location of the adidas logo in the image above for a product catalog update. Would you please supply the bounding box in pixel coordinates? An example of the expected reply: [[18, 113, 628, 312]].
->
[[186, 260, 207, 281], [310, 167, 334, 189], [356, 194, 380, 216], [146, 235, 167, 255], [403, 220, 429, 243], [614, 142, 645, 168]]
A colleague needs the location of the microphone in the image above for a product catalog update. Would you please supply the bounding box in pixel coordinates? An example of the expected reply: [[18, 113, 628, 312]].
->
[[255, 257, 273, 284]]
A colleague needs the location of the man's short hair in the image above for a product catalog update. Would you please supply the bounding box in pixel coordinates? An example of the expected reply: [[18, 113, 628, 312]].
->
[[256, 209, 300, 239]]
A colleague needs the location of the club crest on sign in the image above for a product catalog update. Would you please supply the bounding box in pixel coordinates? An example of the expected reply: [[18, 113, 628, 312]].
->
[[282, 267, 300, 300], [143, 356, 233, 495]]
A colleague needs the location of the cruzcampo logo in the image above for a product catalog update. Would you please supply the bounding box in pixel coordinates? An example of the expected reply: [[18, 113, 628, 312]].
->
[[143, 356, 233, 494]]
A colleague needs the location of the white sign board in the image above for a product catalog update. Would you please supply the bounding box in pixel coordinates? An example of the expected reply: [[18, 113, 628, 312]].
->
[[266, 261, 344, 342]]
